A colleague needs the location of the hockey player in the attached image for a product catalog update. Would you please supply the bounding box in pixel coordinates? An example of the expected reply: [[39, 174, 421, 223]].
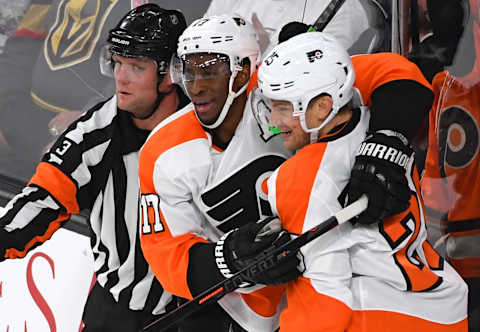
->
[[0, 4, 187, 331], [422, 0, 480, 330], [139, 15, 299, 332], [256, 31, 468, 332]]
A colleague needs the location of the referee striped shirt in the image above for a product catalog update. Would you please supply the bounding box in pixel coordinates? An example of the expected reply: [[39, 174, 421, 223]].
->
[[0, 96, 172, 314]]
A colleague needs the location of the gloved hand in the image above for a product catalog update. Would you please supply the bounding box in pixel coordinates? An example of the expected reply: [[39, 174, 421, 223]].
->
[[215, 217, 303, 286], [347, 130, 413, 224]]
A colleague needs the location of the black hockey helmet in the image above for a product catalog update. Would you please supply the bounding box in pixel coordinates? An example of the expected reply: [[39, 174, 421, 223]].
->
[[107, 3, 186, 75]]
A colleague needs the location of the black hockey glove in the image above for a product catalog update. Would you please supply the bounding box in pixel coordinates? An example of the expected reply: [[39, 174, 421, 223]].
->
[[215, 217, 304, 286], [347, 130, 413, 225]]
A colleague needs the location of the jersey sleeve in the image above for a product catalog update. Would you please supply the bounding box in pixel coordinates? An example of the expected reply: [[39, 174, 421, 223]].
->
[[139, 110, 213, 300], [0, 99, 119, 261], [0, 181, 73, 261], [352, 53, 434, 140], [352, 53, 432, 106], [0, 103, 106, 260]]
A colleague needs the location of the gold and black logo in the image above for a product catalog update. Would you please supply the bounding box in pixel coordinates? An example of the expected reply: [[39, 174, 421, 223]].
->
[[44, 0, 117, 70]]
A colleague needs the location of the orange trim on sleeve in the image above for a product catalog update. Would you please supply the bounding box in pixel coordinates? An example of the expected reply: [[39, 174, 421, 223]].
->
[[139, 110, 210, 299], [275, 143, 327, 234], [4, 213, 70, 259], [240, 285, 286, 317], [29, 162, 79, 214], [347, 310, 467, 332], [141, 232, 208, 299], [352, 53, 432, 107], [280, 276, 352, 332]]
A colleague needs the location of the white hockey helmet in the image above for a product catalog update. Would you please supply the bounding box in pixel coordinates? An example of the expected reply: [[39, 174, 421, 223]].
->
[[257, 31, 355, 135], [176, 15, 260, 128]]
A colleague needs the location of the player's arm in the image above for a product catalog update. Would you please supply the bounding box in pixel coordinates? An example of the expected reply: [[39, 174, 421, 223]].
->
[[0, 118, 89, 261], [139, 134, 300, 299], [352, 52, 433, 140], [0, 101, 112, 261], [0, 183, 72, 261], [348, 53, 434, 224]]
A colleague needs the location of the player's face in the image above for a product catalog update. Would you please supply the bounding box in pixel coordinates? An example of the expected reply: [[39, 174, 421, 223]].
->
[[182, 53, 231, 125], [113, 55, 160, 118], [268, 99, 309, 151]]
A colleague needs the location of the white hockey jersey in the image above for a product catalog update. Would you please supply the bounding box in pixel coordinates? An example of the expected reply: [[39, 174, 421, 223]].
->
[[139, 96, 292, 331], [267, 107, 468, 331]]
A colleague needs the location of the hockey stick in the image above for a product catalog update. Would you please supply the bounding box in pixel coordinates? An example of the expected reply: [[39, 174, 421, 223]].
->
[[309, 0, 347, 32], [140, 194, 368, 332]]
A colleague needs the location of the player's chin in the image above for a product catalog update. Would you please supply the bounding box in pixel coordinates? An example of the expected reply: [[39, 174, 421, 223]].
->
[[283, 138, 302, 151], [196, 111, 220, 126], [117, 95, 132, 109]]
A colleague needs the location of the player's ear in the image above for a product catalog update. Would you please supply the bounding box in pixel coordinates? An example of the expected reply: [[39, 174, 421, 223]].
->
[[306, 94, 333, 128], [317, 95, 333, 120], [233, 59, 251, 92], [158, 66, 173, 92], [312, 95, 333, 118]]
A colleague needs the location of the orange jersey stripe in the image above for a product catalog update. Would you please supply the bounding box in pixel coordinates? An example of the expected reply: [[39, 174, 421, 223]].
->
[[347, 310, 468, 332], [352, 53, 432, 107], [139, 110, 210, 299], [29, 162, 79, 214], [275, 143, 327, 234], [280, 277, 352, 332], [4, 213, 70, 259], [240, 285, 286, 317]]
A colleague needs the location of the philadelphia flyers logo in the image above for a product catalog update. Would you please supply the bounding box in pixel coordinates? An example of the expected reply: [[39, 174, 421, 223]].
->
[[44, 0, 117, 70], [438, 105, 479, 177], [201, 155, 285, 232]]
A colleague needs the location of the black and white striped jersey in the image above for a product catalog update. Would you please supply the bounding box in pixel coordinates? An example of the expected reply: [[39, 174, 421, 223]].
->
[[0, 96, 172, 314]]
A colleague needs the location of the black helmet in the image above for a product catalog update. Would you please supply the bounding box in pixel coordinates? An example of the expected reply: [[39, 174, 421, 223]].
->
[[107, 4, 187, 74]]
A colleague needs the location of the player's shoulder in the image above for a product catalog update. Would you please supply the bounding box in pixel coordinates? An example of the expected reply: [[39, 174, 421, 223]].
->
[[145, 103, 206, 147], [351, 52, 425, 82], [148, 103, 201, 138], [351, 52, 413, 67], [140, 103, 211, 172]]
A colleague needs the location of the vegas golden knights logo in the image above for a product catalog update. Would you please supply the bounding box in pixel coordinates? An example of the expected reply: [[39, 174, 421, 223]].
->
[[44, 0, 117, 70]]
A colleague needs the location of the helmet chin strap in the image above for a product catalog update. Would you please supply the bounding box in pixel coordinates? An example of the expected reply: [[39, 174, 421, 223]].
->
[[199, 70, 248, 129], [309, 131, 319, 144], [300, 106, 338, 143]]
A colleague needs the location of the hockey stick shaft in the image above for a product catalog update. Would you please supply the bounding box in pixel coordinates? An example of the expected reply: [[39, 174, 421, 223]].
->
[[141, 194, 368, 332], [309, 0, 347, 32]]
